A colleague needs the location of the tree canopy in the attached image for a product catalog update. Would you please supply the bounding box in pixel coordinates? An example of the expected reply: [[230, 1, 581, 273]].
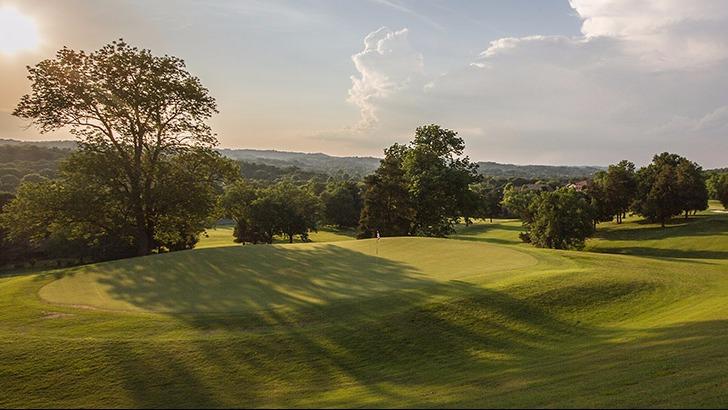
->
[[12, 40, 228, 256], [632, 153, 707, 227], [358, 125, 480, 238]]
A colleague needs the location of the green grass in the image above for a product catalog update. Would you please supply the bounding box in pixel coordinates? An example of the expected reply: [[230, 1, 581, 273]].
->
[[196, 225, 356, 249], [2, 205, 728, 407]]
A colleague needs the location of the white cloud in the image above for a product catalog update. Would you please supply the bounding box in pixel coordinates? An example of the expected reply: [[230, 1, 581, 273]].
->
[[570, 0, 728, 70], [348, 27, 424, 130], [342, 1, 728, 166]]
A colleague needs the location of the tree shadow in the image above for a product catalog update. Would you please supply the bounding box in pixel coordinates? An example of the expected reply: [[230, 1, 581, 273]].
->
[[99, 281, 586, 407], [595, 214, 728, 242], [588, 246, 728, 260], [90, 245, 431, 316], [453, 220, 524, 245]]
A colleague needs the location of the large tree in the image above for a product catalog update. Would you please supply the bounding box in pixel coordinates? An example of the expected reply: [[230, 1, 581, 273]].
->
[[403, 125, 480, 236], [13, 40, 220, 255], [711, 173, 728, 209], [358, 143, 415, 238], [585, 171, 614, 228], [320, 180, 362, 228], [469, 179, 503, 223], [528, 188, 595, 250], [631, 153, 709, 226], [604, 160, 637, 223], [675, 159, 708, 218], [1, 148, 235, 261], [500, 183, 539, 224], [221, 179, 320, 244], [632, 153, 685, 227]]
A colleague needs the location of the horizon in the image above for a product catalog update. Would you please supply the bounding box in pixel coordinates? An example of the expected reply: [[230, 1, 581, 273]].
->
[[0, 137, 676, 169], [2, 1, 728, 167]]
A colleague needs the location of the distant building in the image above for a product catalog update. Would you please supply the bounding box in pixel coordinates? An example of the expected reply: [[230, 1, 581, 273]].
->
[[566, 180, 589, 191]]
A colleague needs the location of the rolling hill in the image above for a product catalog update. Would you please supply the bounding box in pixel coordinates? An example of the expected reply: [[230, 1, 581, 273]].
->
[[1, 139, 608, 179], [1, 204, 727, 407]]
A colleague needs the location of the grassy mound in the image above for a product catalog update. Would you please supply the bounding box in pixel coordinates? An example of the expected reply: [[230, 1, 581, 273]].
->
[[1, 207, 728, 407], [39, 238, 537, 313]]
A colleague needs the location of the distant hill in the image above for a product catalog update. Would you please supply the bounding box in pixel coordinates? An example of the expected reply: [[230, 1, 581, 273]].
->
[[1, 139, 605, 179], [218, 148, 381, 177], [221, 148, 604, 179], [476, 161, 604, 179], [0, 139, 77, 150]]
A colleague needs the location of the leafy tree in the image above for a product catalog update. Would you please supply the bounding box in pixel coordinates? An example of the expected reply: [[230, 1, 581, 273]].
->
[[632, 153, 683, 227], [266, 180, 320, 243], [321, 180, 362, 228], [13, 40, 220, 256], [676, 159, 708, 218], [221, 179, 320, 244], [712, 173, 728, 209], [604, 160, 636, 223], [358, 144, 415, 238], [403, 125, 480, 236], [528, 188, 595, 250], [0, 148, 236, 262], [469, 180, 503, 223], [220, 180, 262, 243], [359, 125, 480, 239], [500, 183, 539, 223], [0, 192, 16, 264], [585, 171, 614, 228], [632, 153, 708, 226]]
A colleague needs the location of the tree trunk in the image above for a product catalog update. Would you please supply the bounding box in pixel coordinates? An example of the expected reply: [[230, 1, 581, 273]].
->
[[685, 210, 689, 219], [289, 234, 294, 243], [490, 217, 493, 223], [135, 228, 150, 256], [661, 217, 666, 228]]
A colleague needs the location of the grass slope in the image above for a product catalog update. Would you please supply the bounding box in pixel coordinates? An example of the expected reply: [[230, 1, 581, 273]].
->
[[1, 205, 728, 407]]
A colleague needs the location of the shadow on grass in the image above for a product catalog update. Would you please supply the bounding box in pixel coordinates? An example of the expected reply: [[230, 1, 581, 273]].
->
[[51, 244, 589, 406], [85, 245, 432, 315], [87, 305, 728, 407], [453, 221, 524, 245], [94, 280, 585, 407], [595, 213, 728, 242], [589, 247, 728, 260]]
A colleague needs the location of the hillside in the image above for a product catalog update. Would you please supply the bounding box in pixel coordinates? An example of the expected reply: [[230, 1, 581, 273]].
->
[[218, 148, 381, 177], [476, 161, 603, 179], [1, 206, 727, 407], [0, 139, 623, 180]]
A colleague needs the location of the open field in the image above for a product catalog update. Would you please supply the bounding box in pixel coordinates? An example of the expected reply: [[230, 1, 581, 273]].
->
[[1, 205, 728, 407]]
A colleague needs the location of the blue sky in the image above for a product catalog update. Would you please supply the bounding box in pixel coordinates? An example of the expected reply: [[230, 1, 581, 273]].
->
[[1, 0, 727, 167]]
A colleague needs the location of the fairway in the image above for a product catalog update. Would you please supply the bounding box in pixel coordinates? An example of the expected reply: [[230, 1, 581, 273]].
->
[[2, 208, 728, 407]]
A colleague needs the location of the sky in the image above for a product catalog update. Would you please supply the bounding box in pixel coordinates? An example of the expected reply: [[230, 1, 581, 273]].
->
[[0, 0, 727, 167]]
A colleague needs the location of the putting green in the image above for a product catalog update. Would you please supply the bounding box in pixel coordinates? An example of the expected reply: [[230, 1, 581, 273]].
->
[[39, 237, 538, 313]]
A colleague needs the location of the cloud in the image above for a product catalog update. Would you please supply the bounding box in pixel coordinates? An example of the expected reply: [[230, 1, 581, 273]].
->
[[348, 27, 424, 130], [342, 1, 728, 166], [570, 0, 728, 70]]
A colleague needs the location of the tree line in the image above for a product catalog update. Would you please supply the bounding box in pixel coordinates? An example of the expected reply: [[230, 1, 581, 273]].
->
[[501, 152, 712, 249], [0, 40, 724, 269]]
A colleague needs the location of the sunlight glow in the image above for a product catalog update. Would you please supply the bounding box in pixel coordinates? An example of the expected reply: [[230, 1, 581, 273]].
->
[[0, 6, 40, 55]]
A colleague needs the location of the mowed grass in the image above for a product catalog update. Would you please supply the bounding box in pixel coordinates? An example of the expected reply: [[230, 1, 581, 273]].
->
[[195, 225, 356, 249], [1, 205, 728, 407]]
